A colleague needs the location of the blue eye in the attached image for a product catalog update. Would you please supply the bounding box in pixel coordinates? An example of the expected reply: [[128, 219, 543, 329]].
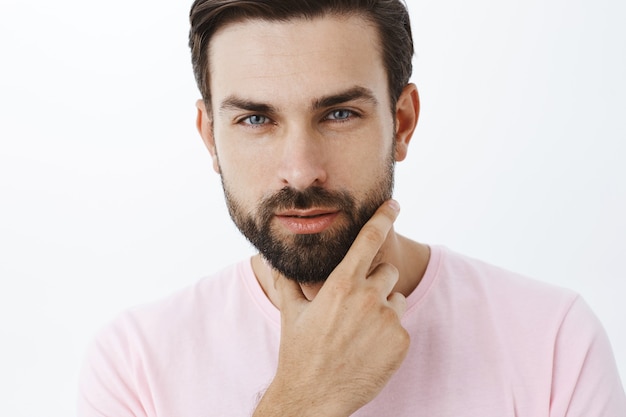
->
[[242, 115, 269, 125], [326, 109, 353, 121]]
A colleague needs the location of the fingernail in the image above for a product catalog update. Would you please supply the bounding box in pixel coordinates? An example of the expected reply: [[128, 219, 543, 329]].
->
[[388, 199, 400, 212]]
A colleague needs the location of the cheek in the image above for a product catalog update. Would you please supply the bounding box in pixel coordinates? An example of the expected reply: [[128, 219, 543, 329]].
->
[[216, 148, 276, 205], [332, 151, 390, 190], [341, 138, 393, 170], [221, 153, 276, 188]]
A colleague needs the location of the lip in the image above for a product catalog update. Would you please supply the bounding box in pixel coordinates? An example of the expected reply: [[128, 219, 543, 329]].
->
[[275, 209, 340, 234]]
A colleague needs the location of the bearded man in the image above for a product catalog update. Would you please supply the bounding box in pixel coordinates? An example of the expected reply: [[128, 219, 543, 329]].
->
[[78, 1, 626, 416]]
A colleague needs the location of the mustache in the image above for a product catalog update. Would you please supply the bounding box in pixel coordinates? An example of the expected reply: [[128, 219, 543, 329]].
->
[[258, 186, 356, 218]]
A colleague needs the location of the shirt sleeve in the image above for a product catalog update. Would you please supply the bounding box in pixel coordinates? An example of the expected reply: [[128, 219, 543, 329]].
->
[[549, 296, 626, 416], [77, 314, 153, 417]]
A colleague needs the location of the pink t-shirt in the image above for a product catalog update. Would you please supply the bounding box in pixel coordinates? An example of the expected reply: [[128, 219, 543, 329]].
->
[[78, 246, 626, 416]]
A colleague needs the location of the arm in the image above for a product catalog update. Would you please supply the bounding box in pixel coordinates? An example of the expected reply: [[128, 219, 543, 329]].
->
[[550, 296, 626, 416], [253, 201, 410, 417], [77, 317, 150, 417]]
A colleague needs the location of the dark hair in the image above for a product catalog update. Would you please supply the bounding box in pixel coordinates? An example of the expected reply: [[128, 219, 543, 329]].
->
[[189, 0, 414, 113]]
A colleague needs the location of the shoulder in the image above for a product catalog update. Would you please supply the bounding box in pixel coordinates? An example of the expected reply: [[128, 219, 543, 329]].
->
[[90, 259, 253, 352], [78, 259, 254, 410], [78, 258, 268, 415], [415, 246, 587, 350], [433, 246, 579, 313]]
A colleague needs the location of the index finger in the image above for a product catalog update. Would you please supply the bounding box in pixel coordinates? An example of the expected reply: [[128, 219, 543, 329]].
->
[[336, 199, 400, 278]]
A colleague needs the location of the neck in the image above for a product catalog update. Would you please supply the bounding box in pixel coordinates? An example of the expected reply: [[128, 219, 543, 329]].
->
[[252, 228, 430, 307]]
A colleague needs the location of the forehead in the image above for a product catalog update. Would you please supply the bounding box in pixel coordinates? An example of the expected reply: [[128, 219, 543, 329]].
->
[[207, 14, 388, 108]]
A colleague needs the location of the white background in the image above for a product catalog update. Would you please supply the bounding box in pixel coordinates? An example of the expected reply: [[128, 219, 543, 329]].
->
[[0, 0, 624, 415]]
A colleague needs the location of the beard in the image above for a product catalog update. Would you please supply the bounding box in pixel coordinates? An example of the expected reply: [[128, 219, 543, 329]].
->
[[220, 149, 395, 285]]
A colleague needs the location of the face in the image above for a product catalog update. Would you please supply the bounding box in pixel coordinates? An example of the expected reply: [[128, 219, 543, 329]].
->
[[197, 14, 417, 284]]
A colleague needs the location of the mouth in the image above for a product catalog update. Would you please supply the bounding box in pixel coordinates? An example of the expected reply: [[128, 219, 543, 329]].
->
[[278, 209, 338, 217], [275, 209, 340, 234]]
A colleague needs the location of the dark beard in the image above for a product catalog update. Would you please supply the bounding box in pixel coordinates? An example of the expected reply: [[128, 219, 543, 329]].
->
[[222, 164, 394, 284]]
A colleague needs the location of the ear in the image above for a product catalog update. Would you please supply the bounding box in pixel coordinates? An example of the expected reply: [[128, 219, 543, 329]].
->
[[394, 83, 420, 162], [196, 99, 220, 173]]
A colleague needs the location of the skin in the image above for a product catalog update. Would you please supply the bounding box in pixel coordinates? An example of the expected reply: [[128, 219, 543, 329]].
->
[[196, 14, 430, 416]]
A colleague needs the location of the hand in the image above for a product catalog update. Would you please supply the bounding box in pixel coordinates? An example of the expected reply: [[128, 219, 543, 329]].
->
[[254, 200, 410, 417]]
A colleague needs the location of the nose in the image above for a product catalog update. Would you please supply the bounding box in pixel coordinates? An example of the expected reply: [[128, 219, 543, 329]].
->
[[277, 127, 327, 191]]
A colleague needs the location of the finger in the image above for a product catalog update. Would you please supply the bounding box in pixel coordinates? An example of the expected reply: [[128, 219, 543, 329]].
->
[[387, 292, 407, 318], [273, 272, 308, 315], [367, 262, 399, 297], [339, 200, 400, 278]]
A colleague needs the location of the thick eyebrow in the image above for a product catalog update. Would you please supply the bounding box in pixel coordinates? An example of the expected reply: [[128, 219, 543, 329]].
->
[[219, 96, 278, 115], [218, 86, 378, 115], [312, 86, 378, 110]]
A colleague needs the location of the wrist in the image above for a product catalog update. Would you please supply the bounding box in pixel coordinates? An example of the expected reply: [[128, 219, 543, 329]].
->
[[253, 378, 352, 417]]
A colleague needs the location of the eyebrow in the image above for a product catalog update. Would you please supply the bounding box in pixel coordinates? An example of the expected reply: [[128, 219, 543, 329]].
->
[[219, 97, 277, 115], [218, 86, 378, 115], [312, 86, 379, 110]]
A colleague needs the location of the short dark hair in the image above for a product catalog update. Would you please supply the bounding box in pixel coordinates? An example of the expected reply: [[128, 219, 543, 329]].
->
[[189, 0, 414, 113]]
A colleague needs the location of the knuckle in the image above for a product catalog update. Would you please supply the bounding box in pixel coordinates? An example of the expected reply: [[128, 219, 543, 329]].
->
[[368, 263, 399, 287], [386, 320, 410, 347], [380, 305, 399, 322], [379, 262, 399, 277], [396, 328, 411, 352]]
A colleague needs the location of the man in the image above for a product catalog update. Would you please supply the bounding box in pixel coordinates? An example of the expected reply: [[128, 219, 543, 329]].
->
[[78, 0, 626, 415]]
